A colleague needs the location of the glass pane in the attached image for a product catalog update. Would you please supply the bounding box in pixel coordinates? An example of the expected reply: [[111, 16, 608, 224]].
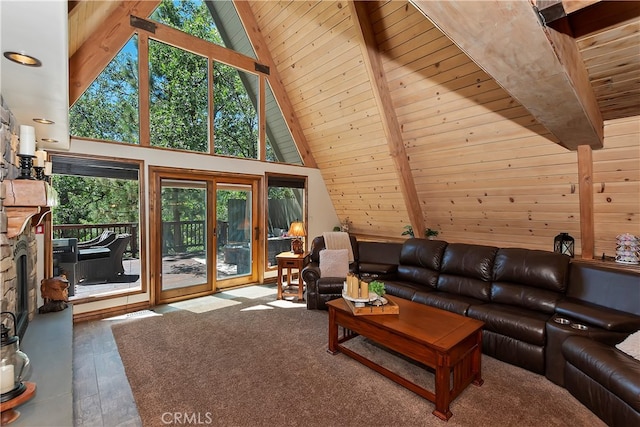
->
[[161, 181, 208, 291], [217, 184, 252, 279], [149, 40, 209, 152], [267, 185, 303, 268], [51, 171, 141, 299], [265, 81, 302, 164], [150, 0, 225, 47], [69, 36, 139, 144], [213, 62, 258, 159]]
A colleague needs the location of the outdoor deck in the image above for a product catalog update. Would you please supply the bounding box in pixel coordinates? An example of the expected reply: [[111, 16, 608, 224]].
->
[[70, 253, 251, 300]]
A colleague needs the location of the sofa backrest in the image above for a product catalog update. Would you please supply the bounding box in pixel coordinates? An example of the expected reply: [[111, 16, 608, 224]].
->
[[308, 235, 359, 268], [437, 243, 498, 301], [567, 262, 640, 315], [358, 241, 402, 265], [491, 248, 570, 313], [396, 238, 447, 289]]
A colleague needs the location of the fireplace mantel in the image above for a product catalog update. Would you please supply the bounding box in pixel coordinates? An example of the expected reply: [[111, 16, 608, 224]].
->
[[4, 180, 55, 238]]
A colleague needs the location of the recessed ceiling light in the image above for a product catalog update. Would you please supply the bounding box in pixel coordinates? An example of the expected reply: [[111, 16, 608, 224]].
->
[[40, 138, 59, 143], [3, 51, 42, 67], [33, 118, 55, 125]]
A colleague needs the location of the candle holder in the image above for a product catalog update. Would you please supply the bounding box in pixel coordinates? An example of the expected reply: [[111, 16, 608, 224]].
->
[[33, 167, 45, 181], [16, 155, 35, 180]]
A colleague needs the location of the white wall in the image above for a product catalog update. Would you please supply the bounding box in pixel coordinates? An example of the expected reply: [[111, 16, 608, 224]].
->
[[61, 138, 338, 314]]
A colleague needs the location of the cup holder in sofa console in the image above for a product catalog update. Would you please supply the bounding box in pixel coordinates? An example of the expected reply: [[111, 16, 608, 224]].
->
[[570, 323, 589, 331], [554, 317, 571, 325]]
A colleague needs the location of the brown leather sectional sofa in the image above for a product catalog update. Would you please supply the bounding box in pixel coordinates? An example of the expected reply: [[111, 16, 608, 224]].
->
[[302, 236, 640, 426]]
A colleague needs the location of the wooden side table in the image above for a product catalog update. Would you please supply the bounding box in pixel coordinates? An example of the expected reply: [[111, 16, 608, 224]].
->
[[276, 251, 309, 301]]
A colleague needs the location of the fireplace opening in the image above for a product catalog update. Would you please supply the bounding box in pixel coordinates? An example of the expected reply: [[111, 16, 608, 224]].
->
[[14, 240, 29, 340]]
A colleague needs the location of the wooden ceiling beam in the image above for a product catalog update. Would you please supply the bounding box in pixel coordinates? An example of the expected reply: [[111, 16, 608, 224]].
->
[[411, 0, 604, 151], [349, 1, 426, 237], [233, 0, 317, 168], [69, 1, 160, 107]]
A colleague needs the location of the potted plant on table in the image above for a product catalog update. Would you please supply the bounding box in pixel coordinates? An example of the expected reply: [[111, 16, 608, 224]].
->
[[369, 280, 386, 305]]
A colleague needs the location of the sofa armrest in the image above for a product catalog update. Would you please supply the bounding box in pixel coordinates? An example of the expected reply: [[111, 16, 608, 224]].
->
[[557, 298, 640, 333], [302, 263, 321, 286]]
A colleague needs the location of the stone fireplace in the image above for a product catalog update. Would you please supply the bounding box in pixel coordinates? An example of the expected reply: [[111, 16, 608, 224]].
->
[[1, 228, 38, 339], [1, 95, 46, 338]]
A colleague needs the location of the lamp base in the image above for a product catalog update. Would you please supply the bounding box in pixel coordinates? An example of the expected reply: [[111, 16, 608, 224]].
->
[[0, 382, 36, 425], [291, 238, 303, 254]]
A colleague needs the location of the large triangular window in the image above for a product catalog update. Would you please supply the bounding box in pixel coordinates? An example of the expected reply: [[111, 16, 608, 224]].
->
[[69, 0, 302, 165]]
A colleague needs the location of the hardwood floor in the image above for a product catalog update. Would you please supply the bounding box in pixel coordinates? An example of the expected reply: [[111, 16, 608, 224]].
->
[[73, 318, 142, 427]]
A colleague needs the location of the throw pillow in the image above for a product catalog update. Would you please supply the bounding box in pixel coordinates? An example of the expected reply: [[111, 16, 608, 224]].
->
[[319, 249, 349, 278], [616, 330, 640, 360]]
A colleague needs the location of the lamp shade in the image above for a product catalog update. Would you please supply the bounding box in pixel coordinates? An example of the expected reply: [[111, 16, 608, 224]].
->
[[288, 222, 306, 237]]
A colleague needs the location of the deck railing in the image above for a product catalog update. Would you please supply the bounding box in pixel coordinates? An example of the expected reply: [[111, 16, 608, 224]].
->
[[54, 223, 139, 258], [53, 220, 231, 259]]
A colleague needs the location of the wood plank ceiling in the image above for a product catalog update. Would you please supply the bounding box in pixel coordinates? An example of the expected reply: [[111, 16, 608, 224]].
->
[[68, 0, 640, 256]]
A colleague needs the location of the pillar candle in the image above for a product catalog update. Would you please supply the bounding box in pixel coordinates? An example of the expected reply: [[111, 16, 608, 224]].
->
[[360, 281, 369, 299], [19, 125, 36, 156], [35, 149, 47, 167], [0, 364, 15, 394], [44, 161, 53, 176]]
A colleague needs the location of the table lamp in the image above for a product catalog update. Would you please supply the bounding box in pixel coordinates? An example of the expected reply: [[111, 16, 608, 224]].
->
[[288, 221, 306, 254]]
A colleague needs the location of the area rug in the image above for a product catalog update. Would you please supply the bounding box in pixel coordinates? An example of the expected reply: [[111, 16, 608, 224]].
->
[[112, 297, 605, 427]]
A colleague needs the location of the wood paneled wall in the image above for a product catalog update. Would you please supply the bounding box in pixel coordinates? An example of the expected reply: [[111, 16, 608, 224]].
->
[[249, 1, 640, 251], [593, 116, 640, 257], [252, 1, 410, 237]]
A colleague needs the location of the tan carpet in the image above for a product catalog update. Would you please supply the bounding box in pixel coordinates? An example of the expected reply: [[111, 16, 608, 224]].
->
[[111, 296, 605, 427]]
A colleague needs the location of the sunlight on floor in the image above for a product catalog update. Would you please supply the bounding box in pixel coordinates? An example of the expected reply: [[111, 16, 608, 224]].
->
[[168, 296, 240, 313], [103, 310, 162, 321]]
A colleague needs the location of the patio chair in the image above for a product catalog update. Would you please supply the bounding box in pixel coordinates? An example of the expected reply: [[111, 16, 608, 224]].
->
[[77, 230, 116, 249], [76, 233, 131, 283]]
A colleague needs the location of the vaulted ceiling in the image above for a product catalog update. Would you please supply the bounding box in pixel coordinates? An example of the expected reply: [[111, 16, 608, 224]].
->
[[5, 1, 639, 245]]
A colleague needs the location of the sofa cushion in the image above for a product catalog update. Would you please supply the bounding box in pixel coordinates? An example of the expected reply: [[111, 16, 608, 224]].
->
[[399, 238, 447, 270], [563, 336, 640, 411], [467, 303, 549, 346], [493, 248, 570, 292], [319, 249, 349, 278], [436, 243, 498, 302], [491, 282, 562, 314], [411, 290, 482, 316], [358, 263, 397, 276], [396, 238, 447, 288], [440, 243, 498, 281], [383, 280, 426, 301]]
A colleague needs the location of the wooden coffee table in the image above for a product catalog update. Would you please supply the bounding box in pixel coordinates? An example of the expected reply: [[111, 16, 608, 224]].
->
[[327, 295, 484, 421]]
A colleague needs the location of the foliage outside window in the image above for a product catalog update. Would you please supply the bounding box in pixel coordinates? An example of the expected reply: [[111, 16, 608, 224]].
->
[[150, 0, 223, 46], [69, 36, 139, 144], [53, 176, 140, 226], [68, 0, 300, 164], [149, 40, 209, 152], [213, 63, 259, 159]]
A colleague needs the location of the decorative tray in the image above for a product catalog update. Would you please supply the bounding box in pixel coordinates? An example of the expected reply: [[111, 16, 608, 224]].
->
[[342, 294, 399, 316]]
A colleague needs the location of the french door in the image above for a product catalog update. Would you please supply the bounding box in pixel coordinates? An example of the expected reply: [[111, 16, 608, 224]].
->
[[151, 168, 259, 304]]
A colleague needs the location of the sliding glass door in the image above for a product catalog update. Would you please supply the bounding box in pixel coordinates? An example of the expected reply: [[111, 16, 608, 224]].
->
[[157, 178, 212, 302], [151, 168, 260, 303], [215, 179, 258, 289]]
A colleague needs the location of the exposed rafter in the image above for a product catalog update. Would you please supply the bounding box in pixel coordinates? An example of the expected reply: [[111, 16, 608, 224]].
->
[[411, 0, 604, 151], [69, 1, 160, 107], [233, 0, 317, 168], [349, 1, 426, 237]]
